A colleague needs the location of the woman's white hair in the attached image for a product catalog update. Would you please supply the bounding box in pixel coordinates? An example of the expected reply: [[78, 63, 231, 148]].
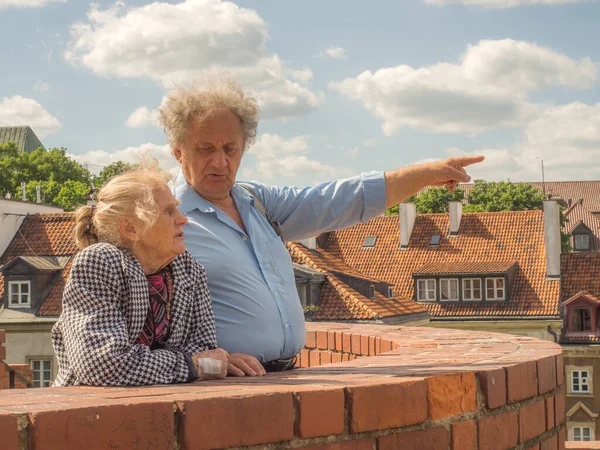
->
[[158, 74, 259, 150]]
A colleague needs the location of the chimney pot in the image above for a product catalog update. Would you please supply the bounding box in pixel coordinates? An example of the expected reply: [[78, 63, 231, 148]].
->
[[449, 201, 463, 236], [399, 203, 417, 249], [543, 200, 561, 278], [299, 237, 317, 250]]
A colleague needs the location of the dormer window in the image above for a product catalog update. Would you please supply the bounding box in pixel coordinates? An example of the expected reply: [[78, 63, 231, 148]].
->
[[8, 281, 31, 308], [417, 279, 436, 301], [440, 279, 459, 301], [486, 278, 505, 300], [573, 309, 592, 332], [463, 279, 482, 301], [575, 235, 590, 251]]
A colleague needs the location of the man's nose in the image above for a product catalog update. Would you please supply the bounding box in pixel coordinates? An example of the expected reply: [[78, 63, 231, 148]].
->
[[210, 148, 228, 169]]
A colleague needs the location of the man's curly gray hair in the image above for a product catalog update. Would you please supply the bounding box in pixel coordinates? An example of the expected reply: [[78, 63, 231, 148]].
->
[[158, 75, 259, 150]]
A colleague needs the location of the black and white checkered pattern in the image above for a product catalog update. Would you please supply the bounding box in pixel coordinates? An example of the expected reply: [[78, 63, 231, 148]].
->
[[52, 243, 217, 387]]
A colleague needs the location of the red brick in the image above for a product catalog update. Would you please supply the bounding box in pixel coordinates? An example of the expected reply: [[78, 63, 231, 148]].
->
[[317, 331, 328, 350], [299, 439, 373, 450], [306, 331, 317, 349], [519, 399, 546, 443], [349, 334, 360, 354], [328, 331, 337, 350], [301, 349, 310, 368], [541, 433, 558, 450], [558, 427, 565, 450], [343, 354, 350, 362], [335, 331, 344, 352], [342, 333, 352, 353], [380, 338, 392, 353], [369, 336, 376, 356], [546, 396, 555, 430], [427, 373, 477, 420], [0, 346, 5, 361], [30, 402, 174, 450], [452, 420, 476, 450], [375, 337, 382, 354], [359, 335, 368, 355], [392, 341, 400, 350], [556, 354, 564, 386], [478, 411, 518, 450], [554, 392, 565, 425], [178, 393, 293, 449], [347, 380, 427, 433], [507, 361, 538, 403], [538, 356, 557, 394], [320, 351, 332, 365], [0, 330, 5, 344], [477, 369, 507, 409], [0, 413, 18, 450], [332, 353, 342, 364], [309, 350, 321, 367], [295, 389, 345, 438], [379, 427, 448, 450]]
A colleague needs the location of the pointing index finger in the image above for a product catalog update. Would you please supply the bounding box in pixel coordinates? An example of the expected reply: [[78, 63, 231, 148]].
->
[[453, 155, 485, 168]]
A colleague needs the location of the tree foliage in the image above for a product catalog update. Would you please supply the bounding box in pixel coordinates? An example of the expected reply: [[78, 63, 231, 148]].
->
[[386, 187, 465, 215], [95, 161, 136, 187]]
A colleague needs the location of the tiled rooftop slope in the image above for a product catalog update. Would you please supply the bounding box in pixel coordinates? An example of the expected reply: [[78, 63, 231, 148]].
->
[[0, 324, 565, 450]]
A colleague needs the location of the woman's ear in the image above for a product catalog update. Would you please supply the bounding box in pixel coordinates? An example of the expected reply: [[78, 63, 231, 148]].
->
[[119, 217, 139, 243]]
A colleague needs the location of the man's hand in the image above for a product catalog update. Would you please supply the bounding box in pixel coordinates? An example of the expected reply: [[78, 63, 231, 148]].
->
[[427, 156, 485, 192], [192, 348, 229, 380], [385, 155, 485, 207], [227, 353, 266, 377]]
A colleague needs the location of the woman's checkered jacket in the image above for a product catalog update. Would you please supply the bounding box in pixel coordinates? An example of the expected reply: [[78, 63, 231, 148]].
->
[[52, 242, 217, 387]]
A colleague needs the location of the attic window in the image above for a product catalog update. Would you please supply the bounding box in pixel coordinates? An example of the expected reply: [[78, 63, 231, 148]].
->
[[575, 235, 590, 251], [8, 281, 31, 308], [429, 235, 441, 248], [387, 287, 394, 298], [368, 285, 376, 299], [362, 236, 377, 248]]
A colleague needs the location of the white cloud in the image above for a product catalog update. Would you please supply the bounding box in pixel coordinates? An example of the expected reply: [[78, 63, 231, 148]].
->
[[65, 0, 322, 120], [242, 133, 354, 183], [330, 39, 597, 135], [0, 0, 66, 9], [0, 95, 61, 138], [70, 143, 178, 174], [33, 81, 50, 93], [126, 107, 158, 128], [449, 102, 600, 181], [324, 46, 347, 60], [424, 0, 594, 8]]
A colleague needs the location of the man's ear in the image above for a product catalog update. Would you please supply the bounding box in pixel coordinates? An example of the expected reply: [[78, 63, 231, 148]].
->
[[119, 217, 139, 243], [173, 146, 183, 163]]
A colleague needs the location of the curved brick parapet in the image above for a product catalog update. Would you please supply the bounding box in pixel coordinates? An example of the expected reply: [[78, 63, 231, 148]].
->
[[0, 324, 564, 450]]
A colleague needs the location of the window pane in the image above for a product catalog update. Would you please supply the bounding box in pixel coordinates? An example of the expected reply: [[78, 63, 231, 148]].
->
[[450, 280, 458, 299], [496, 288, 504, 299], [418, 289, 426, 299], [473, 279, 481, 289], [574, 428, 581, 440], [21, 294, 29, 304], [473, 287, 481, 299], [487, 279, 494, 289], [33, 361, 40, 371], [21, 283, 29, 293], [584, 311, 592, 331], [496, 278, 504, 289], [441, 281, 449, 300], [10, 294, 18, 304], [427, 280, 435, 290], [574, 312, 583, 331], [583, 428, 591, 440], [487, 288, 495, 299]]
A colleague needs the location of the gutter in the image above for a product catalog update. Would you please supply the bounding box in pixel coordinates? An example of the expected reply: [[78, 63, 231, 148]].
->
[[432, 316, 561, 322]]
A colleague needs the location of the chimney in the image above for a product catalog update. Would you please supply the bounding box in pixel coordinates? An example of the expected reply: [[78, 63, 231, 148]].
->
[[299, 237, 317, 250], [543, 200, 561, 279], [449, 201, 462, 236], [36, 185, 41, 203], [21, 182, 26, 201], [399, 203, 417, 249]]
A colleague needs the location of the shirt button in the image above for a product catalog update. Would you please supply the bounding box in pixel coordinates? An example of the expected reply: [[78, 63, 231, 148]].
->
[[285, 323, 289, 329], [242, 236, 248, 241]]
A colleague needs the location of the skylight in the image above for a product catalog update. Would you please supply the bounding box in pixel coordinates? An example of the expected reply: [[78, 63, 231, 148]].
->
[[430, 235, 441, 247], [362, 236, 377, 248]]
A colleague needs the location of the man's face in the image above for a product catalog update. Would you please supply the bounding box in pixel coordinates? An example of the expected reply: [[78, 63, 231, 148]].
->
[[174, 109, 245, 202]]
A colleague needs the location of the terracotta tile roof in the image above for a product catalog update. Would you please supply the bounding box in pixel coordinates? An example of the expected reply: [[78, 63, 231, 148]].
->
[[0, 213, 76, 317], [414, 261, 516, 276], [288, 243, 427, 321], [324, 210, 560, 319], [561, 253, 600, 302]]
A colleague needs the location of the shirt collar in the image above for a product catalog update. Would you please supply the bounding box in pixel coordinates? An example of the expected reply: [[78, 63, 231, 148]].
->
[[172, 169, 254, 214]]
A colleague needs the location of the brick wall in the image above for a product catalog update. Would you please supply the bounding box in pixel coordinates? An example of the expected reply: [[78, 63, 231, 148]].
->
[[0, 323, 565, 450], [0, 330, 33, 390]]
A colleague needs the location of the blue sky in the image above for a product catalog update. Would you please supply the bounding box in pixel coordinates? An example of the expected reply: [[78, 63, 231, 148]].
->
[[1, 0, 599, 185]]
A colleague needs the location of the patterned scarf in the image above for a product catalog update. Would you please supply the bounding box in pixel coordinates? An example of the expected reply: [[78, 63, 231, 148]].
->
[[137, 268, 173, 347]]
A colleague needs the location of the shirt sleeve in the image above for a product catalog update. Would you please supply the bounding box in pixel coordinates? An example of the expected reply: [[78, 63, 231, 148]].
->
[[240, 171, 386, 242], [56, 248, 191, 386]]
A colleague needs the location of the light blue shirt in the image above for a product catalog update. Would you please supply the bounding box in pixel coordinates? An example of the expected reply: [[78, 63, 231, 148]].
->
[[172, 170, 387, 362]]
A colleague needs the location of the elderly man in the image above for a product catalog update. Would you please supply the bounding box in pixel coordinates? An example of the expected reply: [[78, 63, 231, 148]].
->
[[162, 77, 483, 376]]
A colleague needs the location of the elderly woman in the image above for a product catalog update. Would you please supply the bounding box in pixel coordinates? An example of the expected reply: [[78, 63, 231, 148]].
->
[[51, 162, 229, 386], [161, 75, 484, 376]]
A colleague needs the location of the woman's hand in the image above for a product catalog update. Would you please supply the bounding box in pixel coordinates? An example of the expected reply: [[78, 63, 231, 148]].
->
[[192, 348, 229, 380]]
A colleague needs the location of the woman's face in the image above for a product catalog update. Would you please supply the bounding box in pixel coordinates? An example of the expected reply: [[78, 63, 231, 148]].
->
[[173, 109, 245, 203], [136, 185, 189, 267]]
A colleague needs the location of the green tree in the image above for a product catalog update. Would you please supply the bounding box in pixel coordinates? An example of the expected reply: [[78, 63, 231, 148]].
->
[[95, 161, 136, 187], [466, 180, 545, 212], [52, 180, 91, 211], [386, 187, 465, 215]]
